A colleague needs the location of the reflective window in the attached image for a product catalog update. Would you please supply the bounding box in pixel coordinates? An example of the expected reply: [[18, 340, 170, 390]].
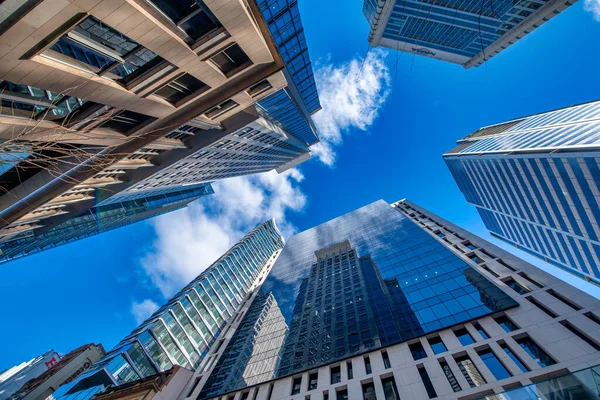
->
[[291, 376, 301, 395], [456, 355, 487, 388], [210, 44, 252, 76], [440, 360, 461, 392], [494, 315, 519, 333], [473, 323, 490, 339], [362, 382, 376, 400], [336, 389, 348, 400], [516, 337, 556, 368], [154, 73, 209, 104], [308, 372, 318, 390], [504, 278, 530, 295], [500, 344, 529, 373], [126, 342, 157, 377], [48, 16, 165, 84], [106, 355, 140, 385], [478, 348, 512, 380], [330, 366, 341, 384], [454, 327, 475, 346], [364, 356, 372, 374], [381, 377, 400, 400], [146, 0, 222, 41], [409, 342, 427, 361], [382, 351, 391, 368], [150, 322, 189, 368], [428, 336, 447, 354], [138, 331, 172, 371]]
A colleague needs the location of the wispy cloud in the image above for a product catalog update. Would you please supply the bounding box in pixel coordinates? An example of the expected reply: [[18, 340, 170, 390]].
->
[[140, 169, 306, 298], [312, 49, 391, 166], [585, 0, 600, 21], [130, 299, 159, 324]]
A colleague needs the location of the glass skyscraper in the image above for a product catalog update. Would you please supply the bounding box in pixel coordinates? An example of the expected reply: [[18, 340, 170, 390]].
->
[[185, 200, 600, 400], [196, 200, 519, 398], [51, 219, 285, 400], [444, 99, 600, 285], [0, 184, 214, 264], [362, 0, 576, 68]]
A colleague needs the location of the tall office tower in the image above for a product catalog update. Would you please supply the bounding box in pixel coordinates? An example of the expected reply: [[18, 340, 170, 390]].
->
[[444, 100, 600, 285], [362, 0, 576, 68], [51, 219, 284, 400], [0, 0, 320, 264], [0, 183, 213, 263], [183, 200, 600, 400]]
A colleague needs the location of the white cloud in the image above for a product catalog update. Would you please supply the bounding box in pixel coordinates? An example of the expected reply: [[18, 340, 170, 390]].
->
[[140, 169, 306, 298], [585, 0, 600, 21], [131, 299, 159, 325], [312, 49, 391, 166]]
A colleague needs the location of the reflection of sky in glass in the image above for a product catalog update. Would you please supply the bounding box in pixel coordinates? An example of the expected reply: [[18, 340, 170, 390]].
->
[[201, 200, 518, 398]]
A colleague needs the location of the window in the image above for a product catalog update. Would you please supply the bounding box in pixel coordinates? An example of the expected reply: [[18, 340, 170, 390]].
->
[[205, 99, 239, 119], [210, 44, 252, 76], [241, 392, 250, 400], [47, 16, 166, 85], [308, 372, 318, 390], [364, 356, 372, 374], [330, 366, 341, 384], [517, 272, 544, 288], [99, 110, 154, 134], [473, 323, 490, 340], [146, 0, 222, 42], [382, 351, 391, 368], [439, 360, 461, 392], [247, 80, 273, 97], [526, 296, 558, 318], [497, 259, 517, 272], [503, 278, 530, 295], [464, 241, 477, 250], [291, 377, 302, 395], [362, 382, 376, 400], [560, 320, 600, 351], [478, 348, 512, 380], [418, 366, 437, 398], [455, 355, 487, 388], [547, 289, 582, 311], [516, 336, 556, 367], [336, 389, 348, 400], [428, 336, 447, 354], [585, 312, 600, 326], [153, 73, 209, 104], [494, 315, 519, 333], [0, 80, 87, 121], [500, 344, 529, 373], [454, 327, 475, 346], [482, 265, 500, 278], [323, 391, 329, 400], [469, 254, 485, 264], [381, 376, 400, 400], [409, 342, 427, 361], [346, 361, 353, 379]]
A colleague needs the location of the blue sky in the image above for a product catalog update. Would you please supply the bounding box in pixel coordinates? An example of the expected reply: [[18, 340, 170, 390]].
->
[[2, 0, 600, 371]]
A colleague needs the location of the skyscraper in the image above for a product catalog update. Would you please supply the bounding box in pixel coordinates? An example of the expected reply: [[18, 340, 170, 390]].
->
[[51, 219, 285, 400], [362, 0, 576, 68], [184, 199, 600, 400], [0, 0, 320, 264], [444, 99, 600, 285]]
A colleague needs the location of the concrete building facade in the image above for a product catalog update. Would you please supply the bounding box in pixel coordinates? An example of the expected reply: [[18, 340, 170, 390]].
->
[[0, 0, 320, 264], [180, 200, 600, 400], [362, 0, 577, 68], [444, 99, 600, 285]]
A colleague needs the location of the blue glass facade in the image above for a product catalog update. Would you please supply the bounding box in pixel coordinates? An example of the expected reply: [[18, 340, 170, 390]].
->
[[53, 220, 285, 400], [258, 0, 320, 114], [256, 0, 320, 145], [362, 0, 573, 67], [0, 183, 213, 264], [445, 100, 600, 285], [199, 200, 517, 398]]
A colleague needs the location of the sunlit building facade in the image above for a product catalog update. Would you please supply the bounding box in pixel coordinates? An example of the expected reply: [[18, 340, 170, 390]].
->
[[0, 0, 320, 264], [52, 219, 285, 400], [444, 99, 600, 285], [362, 0, 577, 68], [183, 200, 600, 400]]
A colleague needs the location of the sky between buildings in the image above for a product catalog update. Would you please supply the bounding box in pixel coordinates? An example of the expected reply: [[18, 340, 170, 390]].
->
[[1, 0, 600, 372]]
